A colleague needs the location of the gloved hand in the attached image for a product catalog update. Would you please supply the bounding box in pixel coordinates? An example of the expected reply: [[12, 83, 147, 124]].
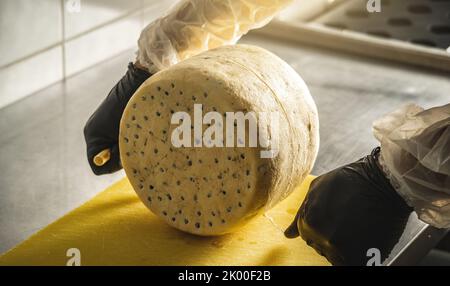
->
[[284, 147, 413, 266], [83, 62, 151, 175]]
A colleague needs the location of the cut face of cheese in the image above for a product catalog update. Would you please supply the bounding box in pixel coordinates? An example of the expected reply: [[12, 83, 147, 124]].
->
[[119, 44, 319, 236]]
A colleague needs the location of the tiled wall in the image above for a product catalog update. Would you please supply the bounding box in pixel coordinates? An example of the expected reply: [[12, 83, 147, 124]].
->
[[0, 0, 176, 109]]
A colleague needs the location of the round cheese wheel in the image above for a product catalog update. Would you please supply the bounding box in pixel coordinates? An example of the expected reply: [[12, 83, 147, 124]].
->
[[119, 44, 319, 235]]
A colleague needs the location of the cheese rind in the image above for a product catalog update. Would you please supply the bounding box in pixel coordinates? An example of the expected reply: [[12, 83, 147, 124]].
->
[[119, 45, 319, 235]]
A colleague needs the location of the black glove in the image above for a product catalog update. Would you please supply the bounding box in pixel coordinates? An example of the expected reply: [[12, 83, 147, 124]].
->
[[284, 147, 413, 266], [84, 62, 151, 175]]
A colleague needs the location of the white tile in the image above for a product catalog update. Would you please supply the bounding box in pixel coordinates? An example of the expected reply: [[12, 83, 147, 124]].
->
[[63, 0, 142, 39], [66, 0, 174, 76], [0, 47, 63, 109], [0, 0, 176, 106], [64, 11, 143, 76], [0, 0, 62, 67]]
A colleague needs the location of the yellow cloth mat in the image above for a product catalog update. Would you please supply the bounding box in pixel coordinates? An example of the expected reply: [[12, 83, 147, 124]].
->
[[0, 175, 329, 266]]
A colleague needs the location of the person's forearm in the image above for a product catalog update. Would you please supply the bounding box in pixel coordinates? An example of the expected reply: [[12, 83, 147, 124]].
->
[[161, 0, 293, 60], [134, 60, 148, 72], [373, 103, 450, 229], [137, 0, 293, 72]]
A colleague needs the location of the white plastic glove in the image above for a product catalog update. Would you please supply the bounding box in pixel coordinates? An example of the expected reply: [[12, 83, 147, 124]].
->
[[137, 0, 293, 73], [373, 103, 450, 229]]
